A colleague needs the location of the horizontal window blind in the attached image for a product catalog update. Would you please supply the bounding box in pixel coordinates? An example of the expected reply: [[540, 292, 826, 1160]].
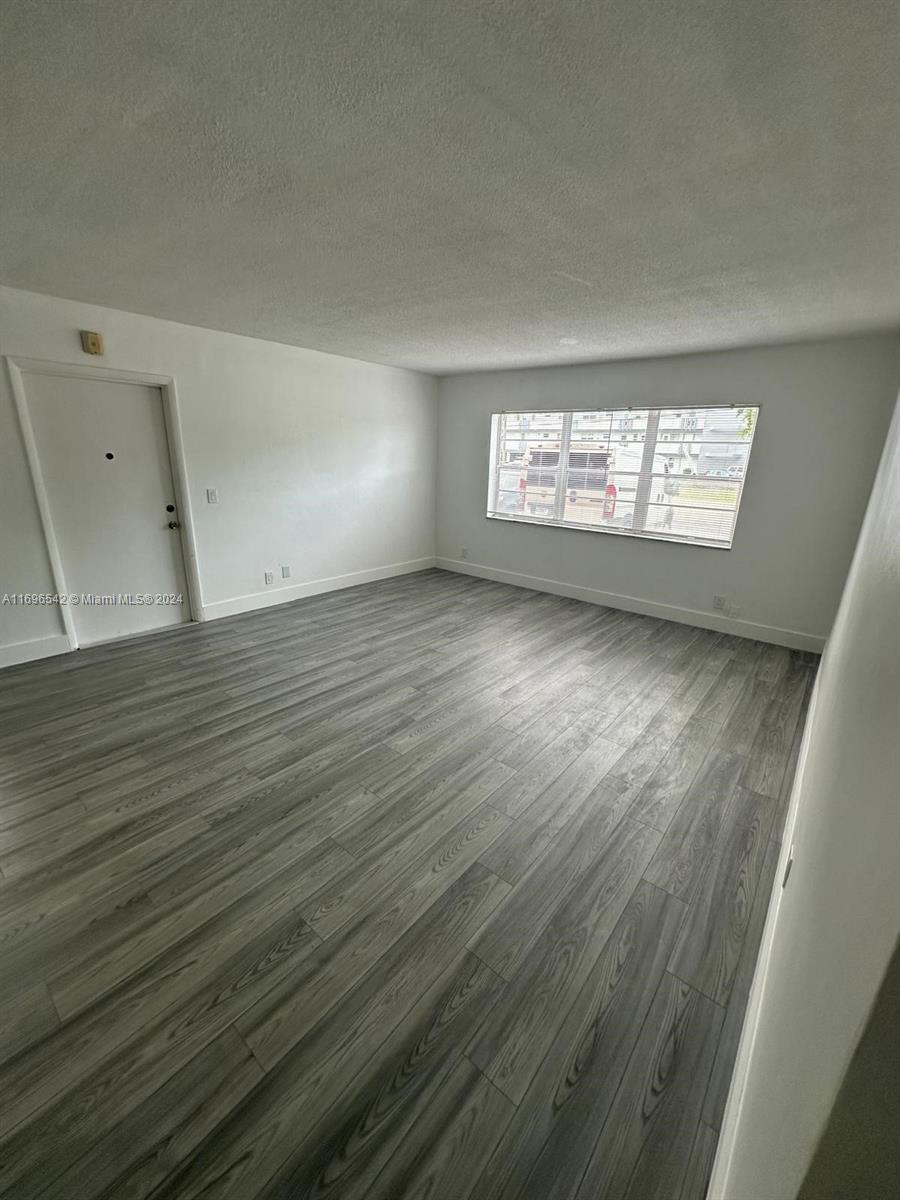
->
[[487, 405, 759, 549]]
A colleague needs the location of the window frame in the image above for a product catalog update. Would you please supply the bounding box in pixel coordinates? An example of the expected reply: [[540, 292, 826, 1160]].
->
[[486, 403, 759, 551]]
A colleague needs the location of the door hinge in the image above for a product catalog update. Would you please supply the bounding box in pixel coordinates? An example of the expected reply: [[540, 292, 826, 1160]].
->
[[782, 844, 795, 888]]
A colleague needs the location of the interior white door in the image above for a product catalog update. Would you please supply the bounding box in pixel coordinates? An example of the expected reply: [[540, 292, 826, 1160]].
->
[[26, 374, 190, 645]]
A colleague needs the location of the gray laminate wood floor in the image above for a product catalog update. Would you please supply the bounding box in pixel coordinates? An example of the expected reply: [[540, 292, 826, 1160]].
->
[[0, 569, 816, 1199]]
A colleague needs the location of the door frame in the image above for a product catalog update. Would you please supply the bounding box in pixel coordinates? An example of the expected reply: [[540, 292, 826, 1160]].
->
[[5, 355, 204, 650]]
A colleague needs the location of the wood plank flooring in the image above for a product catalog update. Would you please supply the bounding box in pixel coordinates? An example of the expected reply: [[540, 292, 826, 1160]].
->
[[0, 568, 817, 1199]]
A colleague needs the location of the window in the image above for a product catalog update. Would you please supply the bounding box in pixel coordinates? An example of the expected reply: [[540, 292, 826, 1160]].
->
[[487, 405, 759, 549]]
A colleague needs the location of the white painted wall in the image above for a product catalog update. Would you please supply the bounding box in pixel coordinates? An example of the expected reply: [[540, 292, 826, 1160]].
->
[[0, 285, 436, 666], [436, 336, 900, 650], [710, 390, 900, 1200]]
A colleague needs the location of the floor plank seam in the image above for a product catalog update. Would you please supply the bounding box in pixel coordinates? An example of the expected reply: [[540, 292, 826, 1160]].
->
[[667, 967, 729, 1010], [463, 1051, 521, 1108], [229, 1020, 270, 1075], [463, 944, 509, 987], [0, 572, 817, 1200]]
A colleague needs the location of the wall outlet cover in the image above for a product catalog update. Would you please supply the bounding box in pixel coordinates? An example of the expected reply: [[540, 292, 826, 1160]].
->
[[206, 488, 219, 504], [264, 571, 274, 585], [281, 565, 291, 578], [713, 594, 726, 611]]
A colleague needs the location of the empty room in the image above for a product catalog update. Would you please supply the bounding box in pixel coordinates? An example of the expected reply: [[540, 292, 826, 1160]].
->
[[1, 2, 898, 1198]]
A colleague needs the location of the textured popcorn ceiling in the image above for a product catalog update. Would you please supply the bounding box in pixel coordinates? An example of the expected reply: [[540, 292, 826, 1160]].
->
[[1, 0, 898, 372]]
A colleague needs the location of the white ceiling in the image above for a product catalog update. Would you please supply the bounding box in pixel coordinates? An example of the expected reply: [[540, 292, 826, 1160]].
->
[[1, 0, 898, 373]]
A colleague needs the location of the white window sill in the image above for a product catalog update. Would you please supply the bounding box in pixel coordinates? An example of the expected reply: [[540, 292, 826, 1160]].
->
[[485, 511, 733, 550]]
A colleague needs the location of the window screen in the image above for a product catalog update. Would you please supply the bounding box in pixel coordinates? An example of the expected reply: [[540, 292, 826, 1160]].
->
[[487, 406, 759, 549]]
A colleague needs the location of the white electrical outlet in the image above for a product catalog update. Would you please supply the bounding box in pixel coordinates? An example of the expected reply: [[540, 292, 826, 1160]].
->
[[206, 488, 219, 504], [712, 594, 726, 611], [460, 547, 469, 560], [264, 570, 274, 585], [281, 565, 291, 579], [726, 602, 742, 618]]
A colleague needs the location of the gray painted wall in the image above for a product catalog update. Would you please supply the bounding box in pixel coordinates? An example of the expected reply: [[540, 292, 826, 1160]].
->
[[711, 390, 900, 1198], [436, 335, 900, 648], [797, 939, 900, 1200], [0, 285, 437, 667]]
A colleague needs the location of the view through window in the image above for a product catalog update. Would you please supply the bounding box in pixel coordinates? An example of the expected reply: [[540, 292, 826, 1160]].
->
[[487, 405, 759, 548]]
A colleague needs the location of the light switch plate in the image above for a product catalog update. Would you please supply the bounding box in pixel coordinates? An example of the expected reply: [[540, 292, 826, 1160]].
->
[[206, 488, 218, 504]]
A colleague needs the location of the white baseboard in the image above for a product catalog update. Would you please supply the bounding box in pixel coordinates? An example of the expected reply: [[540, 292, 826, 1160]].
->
[[0, 633, 71, 669], [202, 556, 437, 621], [436, 557, 826, 653], [3, 557, 823, 660]]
